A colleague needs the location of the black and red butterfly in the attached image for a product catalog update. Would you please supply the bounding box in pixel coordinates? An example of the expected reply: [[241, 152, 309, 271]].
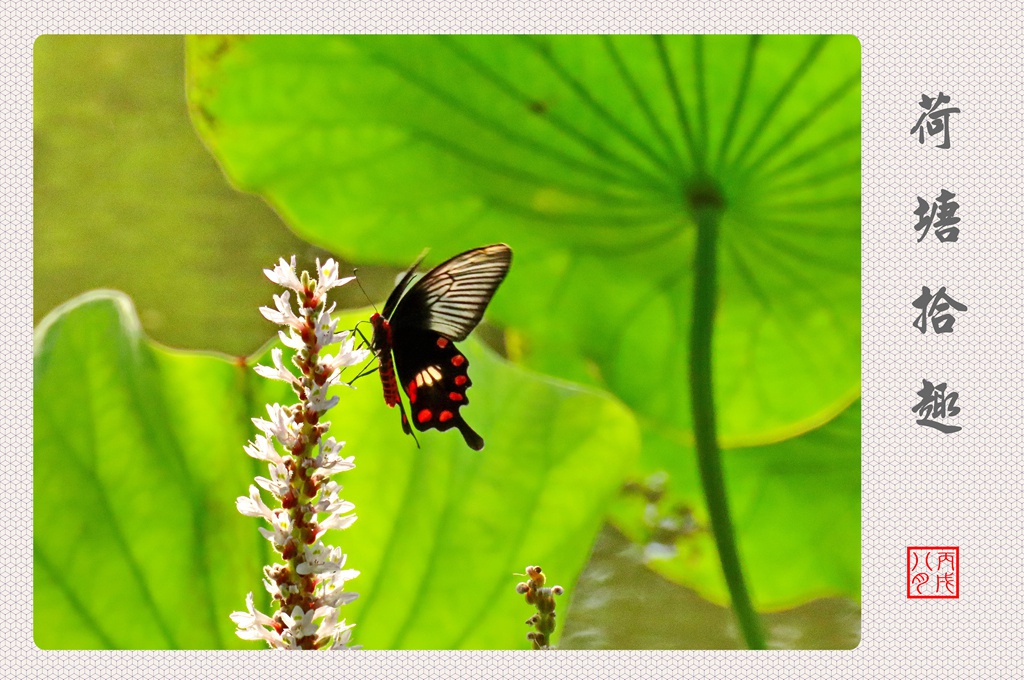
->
[[358, 244, 512, 450]]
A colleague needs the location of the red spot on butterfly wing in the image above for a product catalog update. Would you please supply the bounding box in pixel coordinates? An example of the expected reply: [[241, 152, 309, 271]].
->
[[407, 380, 418, 403], [449, 392, 464, 402], [451, 354, 465, 367], [437, 337, 449, 348], [439, 410, 453, 422], [417, 409, 433, 424], [454, 375, 467, 386]]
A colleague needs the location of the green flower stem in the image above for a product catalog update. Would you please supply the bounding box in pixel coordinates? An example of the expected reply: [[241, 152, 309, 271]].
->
[[688, 199, 767, 650]]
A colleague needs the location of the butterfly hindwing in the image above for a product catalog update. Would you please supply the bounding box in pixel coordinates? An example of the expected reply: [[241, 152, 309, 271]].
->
[[391, 327, 484, 451]]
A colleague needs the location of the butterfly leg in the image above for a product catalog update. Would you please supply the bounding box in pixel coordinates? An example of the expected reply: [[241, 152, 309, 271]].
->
[[351, 323, 374, 351], [341, 325, 382, 385], [345, 356, 379, 386]]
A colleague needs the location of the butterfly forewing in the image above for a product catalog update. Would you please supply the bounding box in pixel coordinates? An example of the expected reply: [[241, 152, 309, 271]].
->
[[381, 250, 428, 318], [389, 244, 512, 341]]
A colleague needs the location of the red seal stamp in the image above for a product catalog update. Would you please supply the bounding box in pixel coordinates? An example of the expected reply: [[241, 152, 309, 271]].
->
[[907, 546, 959, 598]]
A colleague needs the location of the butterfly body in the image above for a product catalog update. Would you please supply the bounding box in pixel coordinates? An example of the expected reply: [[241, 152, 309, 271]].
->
[[369, 313, 401, 407], [368, 244, 512, 450]]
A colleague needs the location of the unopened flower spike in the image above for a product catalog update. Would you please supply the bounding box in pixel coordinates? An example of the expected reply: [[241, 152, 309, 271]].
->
[[231, 255, 370, 650], [516, 565, 564, 650]]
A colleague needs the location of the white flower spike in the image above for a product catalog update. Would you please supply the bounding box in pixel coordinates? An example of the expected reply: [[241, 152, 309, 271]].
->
[[231, 255, 365, 650]]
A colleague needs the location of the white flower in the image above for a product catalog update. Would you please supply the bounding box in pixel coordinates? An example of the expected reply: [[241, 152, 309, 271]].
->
[[314, 607, 342, 643], [230, 592, 287, 648], [296, 540, 357, 578], [314, 258, 356, 297], [318, 511, 357, 532], [230, 592, 276, 629], [313, 303, 345, 348], [260, 291, 304, 331], [236, 485, 275, 523], [253, 403, 300, 450], [320, 436, 344, 456], [278, 328, 306, 351], [263, 563, 296, 599], [321, 335, 371, 381], [316, 479, 342, 497], [280, 605, 321, 640], [310, 439, 355, 476], [262, 576, 282, 601], [255, 461, 293, 499], [258, 510, 293, 546], [318, 454, 356, 476], [264, 256, 303, 292], [314, 608, 359, 649], [329, 623, 358, 649], [296, 541, 338, 575], [254, 348, 301, 387], [312, 481, 352, 513], [306, 385, 340, 414], [243, 434, 283, 465], [319, 561, 361, 608]]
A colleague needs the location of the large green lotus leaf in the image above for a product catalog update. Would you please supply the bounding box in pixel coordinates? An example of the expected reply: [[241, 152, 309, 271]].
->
[[612, 400, 860, 609], [185, 34, 860, 447], [34, 293, 639, 649]]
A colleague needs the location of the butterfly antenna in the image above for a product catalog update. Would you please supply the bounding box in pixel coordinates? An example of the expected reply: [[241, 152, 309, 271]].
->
[[352, 268, 379, 314]]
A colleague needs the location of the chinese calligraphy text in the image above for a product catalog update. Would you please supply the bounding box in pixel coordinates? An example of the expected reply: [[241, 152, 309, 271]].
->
[[914, 190, 960, 243], [911, 92, 961, 149], [912, 379, 962, 434], [913, 286, 966, 334]]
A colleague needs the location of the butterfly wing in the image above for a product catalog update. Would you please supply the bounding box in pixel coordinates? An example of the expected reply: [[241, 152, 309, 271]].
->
[[382, 250, 428, 318], [391, 329, 484, 450], [388, 244, 512, 341]]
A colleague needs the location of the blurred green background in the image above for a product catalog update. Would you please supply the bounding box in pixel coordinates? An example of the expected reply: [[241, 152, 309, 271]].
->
[[33, 35, 403, 355], [34, 35, 860, 649]]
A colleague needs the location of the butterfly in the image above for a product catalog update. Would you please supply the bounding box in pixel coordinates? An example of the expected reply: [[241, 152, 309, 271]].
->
[[363, 244, 512, 450]]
